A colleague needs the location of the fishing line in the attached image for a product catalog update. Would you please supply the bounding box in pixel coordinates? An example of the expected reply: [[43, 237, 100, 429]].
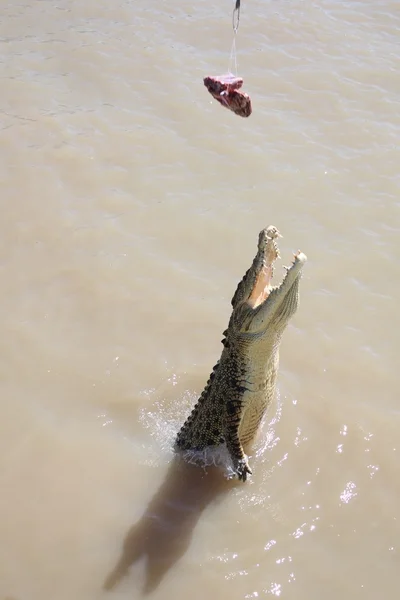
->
[[228, 0, 241, 75]]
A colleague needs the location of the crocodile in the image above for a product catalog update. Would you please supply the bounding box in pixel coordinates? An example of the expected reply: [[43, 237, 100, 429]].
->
[[175, 226, 307, 481]]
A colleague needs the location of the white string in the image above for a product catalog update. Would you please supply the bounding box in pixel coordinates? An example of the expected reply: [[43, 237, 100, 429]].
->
[[228, 34, 238, 76], [228, 0, 240, 76]]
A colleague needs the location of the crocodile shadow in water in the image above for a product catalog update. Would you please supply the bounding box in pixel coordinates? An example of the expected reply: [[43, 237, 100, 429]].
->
[[103, 455, 236, 595]]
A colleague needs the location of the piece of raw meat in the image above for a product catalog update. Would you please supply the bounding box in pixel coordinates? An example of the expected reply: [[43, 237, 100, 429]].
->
[[203, 73, 252, 118]]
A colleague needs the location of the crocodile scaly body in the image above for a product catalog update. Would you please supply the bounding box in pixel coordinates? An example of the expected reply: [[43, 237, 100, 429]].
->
[[175, 226, 307, 481]]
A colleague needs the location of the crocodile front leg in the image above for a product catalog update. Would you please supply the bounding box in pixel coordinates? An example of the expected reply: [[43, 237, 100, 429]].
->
[[224, 397, 252, 482]]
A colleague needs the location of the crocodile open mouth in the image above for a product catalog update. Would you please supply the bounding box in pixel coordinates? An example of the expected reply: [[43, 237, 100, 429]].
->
[[248, 226, 281, 308], [250, 250, 306, 309]]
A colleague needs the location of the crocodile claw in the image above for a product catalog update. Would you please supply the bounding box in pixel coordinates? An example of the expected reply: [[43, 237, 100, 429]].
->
[[235, 456, 253, 482]]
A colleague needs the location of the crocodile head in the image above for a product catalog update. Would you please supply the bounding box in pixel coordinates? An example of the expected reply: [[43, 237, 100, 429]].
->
[[229, 226, 307, 336]]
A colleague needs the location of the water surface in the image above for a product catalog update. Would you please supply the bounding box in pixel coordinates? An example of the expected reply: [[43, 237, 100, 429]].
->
[[0, 1, 399, 599]]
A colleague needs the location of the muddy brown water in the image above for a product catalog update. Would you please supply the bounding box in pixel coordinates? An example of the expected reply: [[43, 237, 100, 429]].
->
[[0, 1, 399, 599]]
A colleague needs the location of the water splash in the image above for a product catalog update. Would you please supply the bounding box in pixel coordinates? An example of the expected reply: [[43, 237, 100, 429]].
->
[[138, 384, 284, 479]]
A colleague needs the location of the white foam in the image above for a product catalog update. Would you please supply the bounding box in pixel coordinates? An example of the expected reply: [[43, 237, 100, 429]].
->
[[180, 444, 237, 479]]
